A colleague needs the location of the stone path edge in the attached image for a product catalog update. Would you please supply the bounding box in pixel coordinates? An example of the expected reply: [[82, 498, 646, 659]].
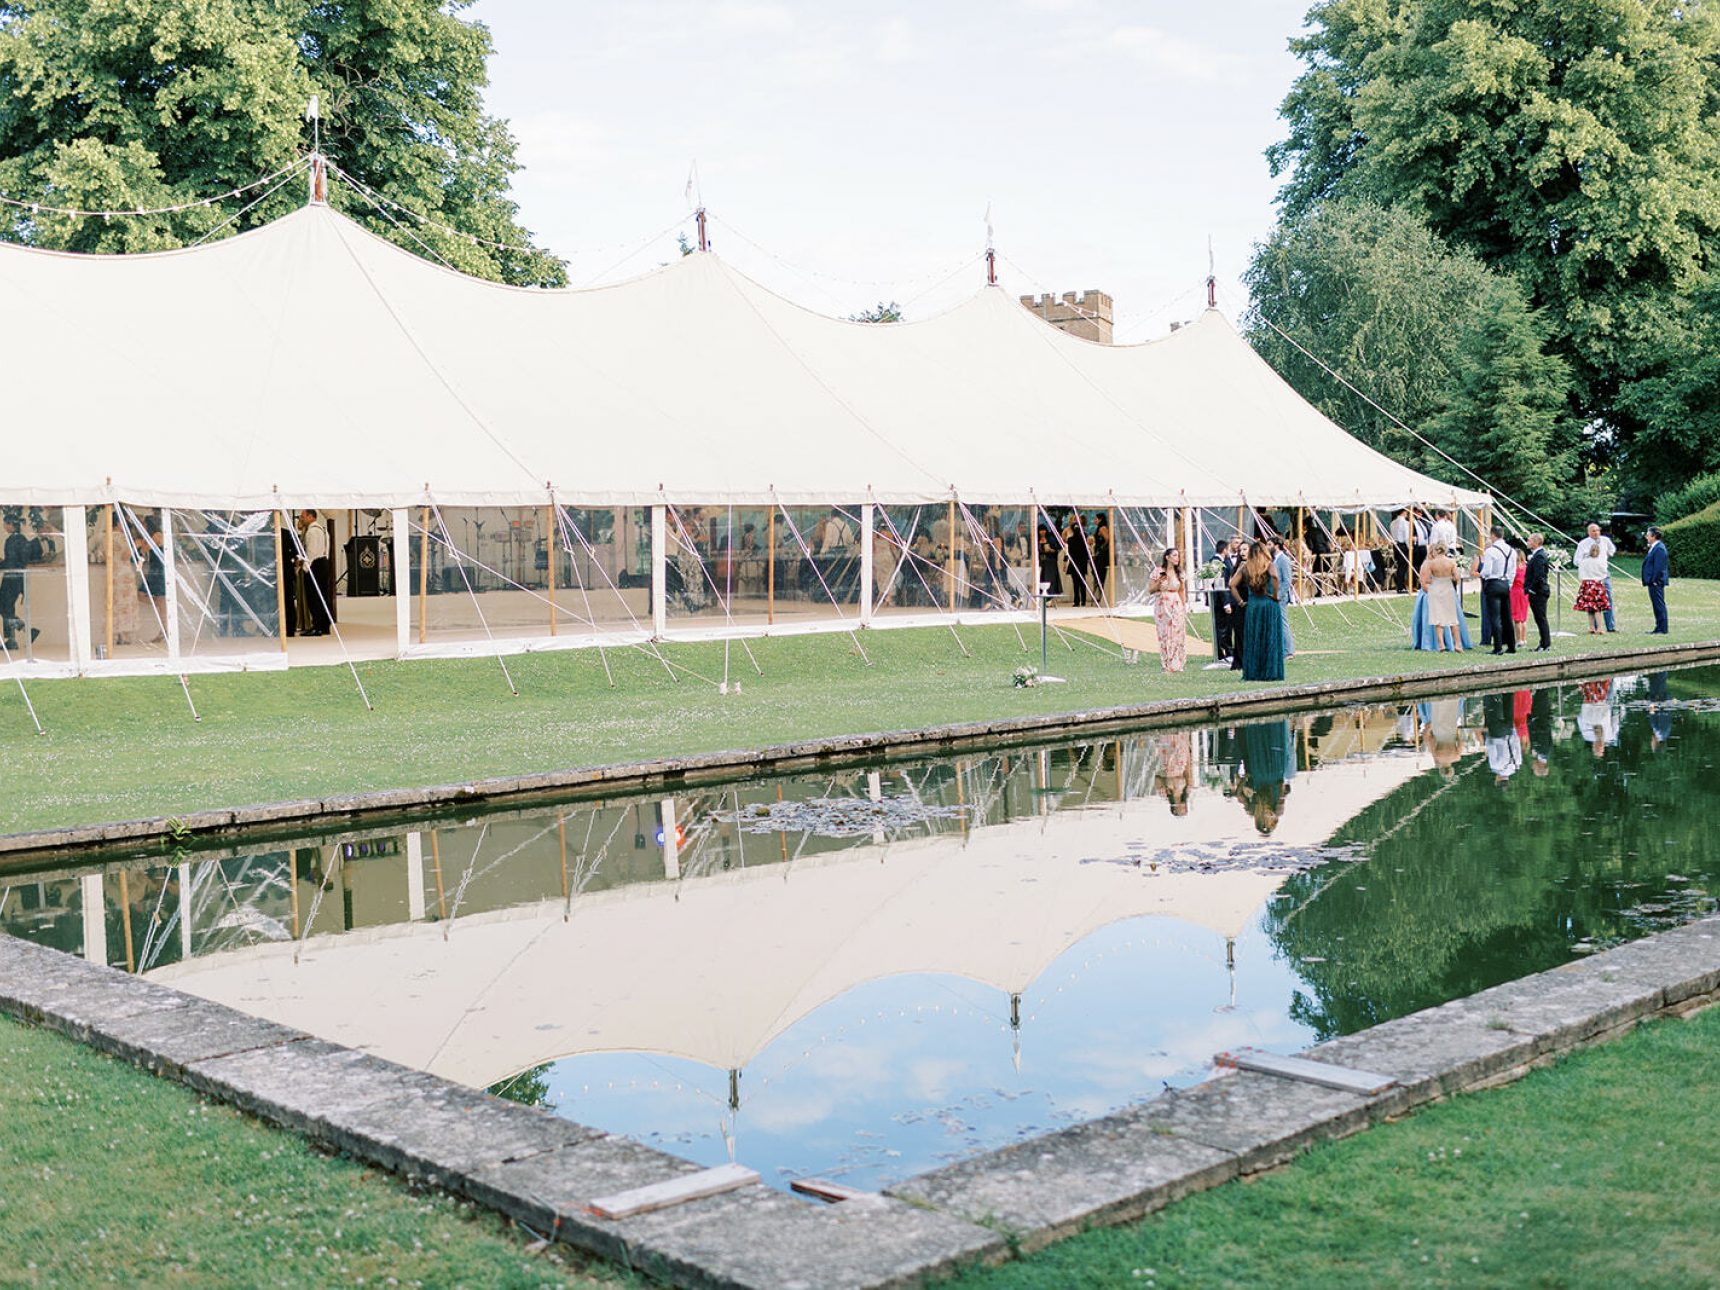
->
[[4, 637, 1716, 865], [2, 916, 1715, 1288]]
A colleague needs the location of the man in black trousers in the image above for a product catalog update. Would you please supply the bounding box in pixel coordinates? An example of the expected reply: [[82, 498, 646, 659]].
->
[[1523, 532, 1551, 651], [1212, 538, 1242, 661], [1476, 524, 1518, 654]]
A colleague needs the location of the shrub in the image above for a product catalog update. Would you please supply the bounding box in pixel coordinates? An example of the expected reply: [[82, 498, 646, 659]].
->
[[1655, 471, 1720, 524], [1660, 500, 1720, 580]]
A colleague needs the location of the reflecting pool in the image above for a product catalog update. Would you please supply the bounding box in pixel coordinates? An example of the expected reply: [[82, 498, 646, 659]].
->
[[5, 666, 1717, 1191]]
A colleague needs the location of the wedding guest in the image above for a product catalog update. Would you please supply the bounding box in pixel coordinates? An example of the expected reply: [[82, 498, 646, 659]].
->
[[1641, 526, 1670, 634], [1508, 537, 1530, 649], [1418, 542, 1462, 651], [1523, 533, 1552, 651], [1147, 547, 1187, 674], [1229, 543, 1285, 681], [1572, 522, 1617, 632], [1573, 536, 1612, 635]]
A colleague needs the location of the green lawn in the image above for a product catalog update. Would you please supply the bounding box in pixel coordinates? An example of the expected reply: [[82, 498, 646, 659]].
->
[[946, 1003, 1720, 1290], [5, 578, 1715, 835], [0, 1013, 627, 1289]]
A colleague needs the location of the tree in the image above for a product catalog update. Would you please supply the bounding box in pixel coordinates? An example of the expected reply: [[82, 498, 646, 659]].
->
[[1424, 288, 1574, 521], [1244, 198, 1578, 517], [1267, 0, 1720, 495], [1615, 276, 1720, 504], [0, 0, 562, 284], [848, 300, 902, 324]]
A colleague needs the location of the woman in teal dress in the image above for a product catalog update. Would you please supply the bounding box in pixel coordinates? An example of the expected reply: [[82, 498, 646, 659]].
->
[[1229, 543, 1285, 681]]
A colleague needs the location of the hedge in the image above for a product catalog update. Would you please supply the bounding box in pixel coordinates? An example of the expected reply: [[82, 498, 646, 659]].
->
[[1655, 471, 1720, 524], [1661, 499, 1720, 580]]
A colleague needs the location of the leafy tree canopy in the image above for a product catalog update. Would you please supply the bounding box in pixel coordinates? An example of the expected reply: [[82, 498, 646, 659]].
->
[[849, 300, 903, 324], [0, 0, 563, 284], [1266, 0, 1720, 500], [1244, 198, 1580, 522]]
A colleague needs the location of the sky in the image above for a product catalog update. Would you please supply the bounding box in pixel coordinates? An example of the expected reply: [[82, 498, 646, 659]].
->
[[471, 1, 1313, 339]]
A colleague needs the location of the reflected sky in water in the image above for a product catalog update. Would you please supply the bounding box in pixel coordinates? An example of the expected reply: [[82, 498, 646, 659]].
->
[[5, 666, 1718, 1190]]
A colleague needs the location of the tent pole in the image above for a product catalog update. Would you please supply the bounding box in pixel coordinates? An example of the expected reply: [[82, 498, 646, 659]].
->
[[860, 502, 875, 627], [1295, 506, 1306, 602], [545, 504, 558, 636], [650, 504, 667, 639], [418, 506, 430, 644], [767, 509, 776, 625], [116, 868, 135, 974], [104, 504, 115, 659], [1108, 505, 1117, 608], [273, 520, 288, 653], [947, 499, 957, 614]]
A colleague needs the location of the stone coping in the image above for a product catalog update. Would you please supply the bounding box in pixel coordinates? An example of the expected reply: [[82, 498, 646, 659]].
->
[[5, 637, 1717, 867], [2, 915, 1716, 1287]]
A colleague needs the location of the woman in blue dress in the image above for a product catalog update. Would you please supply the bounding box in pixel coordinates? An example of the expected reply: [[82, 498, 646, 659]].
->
[[1229, 543, 1286, 681]]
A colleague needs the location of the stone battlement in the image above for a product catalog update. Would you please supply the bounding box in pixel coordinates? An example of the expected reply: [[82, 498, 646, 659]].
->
[[1019, 289, 1114, 344]]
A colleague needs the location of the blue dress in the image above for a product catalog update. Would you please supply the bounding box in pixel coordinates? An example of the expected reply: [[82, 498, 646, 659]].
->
[[1241, 578, 1286, 681]]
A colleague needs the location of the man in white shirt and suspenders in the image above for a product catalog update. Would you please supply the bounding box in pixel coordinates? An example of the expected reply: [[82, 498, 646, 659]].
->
[[1476, 525, 1518, 654]]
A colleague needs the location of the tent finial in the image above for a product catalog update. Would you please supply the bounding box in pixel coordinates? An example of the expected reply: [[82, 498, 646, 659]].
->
[[308, 153, 326, 206], [695, 206, 708, 253], [983, 201, 996, 286], [1206, 235, 1216, 309]]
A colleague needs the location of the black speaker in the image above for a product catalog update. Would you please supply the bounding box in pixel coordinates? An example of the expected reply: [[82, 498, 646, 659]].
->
[[346, 535, 383, 597]]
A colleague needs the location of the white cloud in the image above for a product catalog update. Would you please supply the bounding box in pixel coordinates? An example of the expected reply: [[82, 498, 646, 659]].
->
[[877, 17, 927, 65], [711, 2, 796, 34], [510, 110, 615, 171], [1104, 24, 1248, 84]]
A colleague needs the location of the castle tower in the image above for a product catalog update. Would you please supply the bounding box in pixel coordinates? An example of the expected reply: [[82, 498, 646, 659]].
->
[[1018, 289, 1114, 344]]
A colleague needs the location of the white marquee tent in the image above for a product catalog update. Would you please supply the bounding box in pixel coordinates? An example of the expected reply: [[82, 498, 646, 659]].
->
[[0, 197, 1488, 678]]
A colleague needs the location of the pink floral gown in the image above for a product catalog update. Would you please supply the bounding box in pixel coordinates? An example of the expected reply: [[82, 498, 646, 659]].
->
[[1154, 572, 1187, 673]]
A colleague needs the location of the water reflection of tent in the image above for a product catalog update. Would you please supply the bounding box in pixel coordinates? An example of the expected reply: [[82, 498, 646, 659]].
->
[[150, 755, 1424, 1089]]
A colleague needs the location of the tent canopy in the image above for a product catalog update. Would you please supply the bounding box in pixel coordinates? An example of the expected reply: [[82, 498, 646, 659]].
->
[[0, 203, 1488, 512]]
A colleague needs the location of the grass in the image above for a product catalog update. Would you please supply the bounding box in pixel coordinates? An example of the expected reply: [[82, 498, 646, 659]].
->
[[0, 1013, 628, 1289], [945, 1003, 1720, 1290], [6, 579, 1719, 835]]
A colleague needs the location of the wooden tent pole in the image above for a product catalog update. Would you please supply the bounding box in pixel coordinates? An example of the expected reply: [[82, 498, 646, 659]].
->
[[1294, 506, 1306, 601], [545, 505, 558, 636], [1107, 506, 1117, 608], [418, 506, 430, 644], [767, 509, 776, 624], [947, 500, 957, 613]]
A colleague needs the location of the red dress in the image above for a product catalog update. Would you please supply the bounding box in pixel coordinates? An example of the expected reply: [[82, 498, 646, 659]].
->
[[1509, 563, 1529, 621]]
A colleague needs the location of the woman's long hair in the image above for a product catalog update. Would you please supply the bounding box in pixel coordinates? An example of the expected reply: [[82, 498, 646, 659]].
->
[[1243, 543, 1274, 591], [1158, 546, 1179, 572]]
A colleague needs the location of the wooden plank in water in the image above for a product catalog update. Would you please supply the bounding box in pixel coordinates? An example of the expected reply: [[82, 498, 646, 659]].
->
[[1215, 1047, 1396, 1095], [588, 1163, 760, 1220], [789, 1177, 872, 1204]]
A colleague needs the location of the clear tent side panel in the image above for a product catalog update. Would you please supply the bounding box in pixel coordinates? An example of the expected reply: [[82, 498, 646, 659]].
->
[[2, 504, 74, 664], [89, 504, 172, 663], [408, 504, 652, 646], [169, 508, 282, 659], [874, 503, 1035, 618], [662, 504, 773, 629]]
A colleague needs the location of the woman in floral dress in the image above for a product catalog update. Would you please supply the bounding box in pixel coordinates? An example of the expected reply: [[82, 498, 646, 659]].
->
[[1148, 546, 1187, 673]]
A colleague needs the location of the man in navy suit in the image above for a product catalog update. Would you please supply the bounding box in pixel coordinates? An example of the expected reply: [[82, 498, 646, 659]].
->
[[1642, 526, 1670, 634]]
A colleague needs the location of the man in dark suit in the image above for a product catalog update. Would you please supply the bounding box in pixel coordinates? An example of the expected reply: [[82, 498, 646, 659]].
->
[[1523, 532, 1552, 651], [1641, 526, 1670, 634], [1214, 538, 1243, 661]]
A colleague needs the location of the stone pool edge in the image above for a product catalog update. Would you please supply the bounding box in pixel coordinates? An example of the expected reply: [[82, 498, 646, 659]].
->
[[6, 636, 1718, 865], [3, 916, 1717, 1289]]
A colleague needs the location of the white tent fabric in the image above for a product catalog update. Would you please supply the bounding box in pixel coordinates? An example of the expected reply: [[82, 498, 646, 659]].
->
[[1, 203, 1487, 511], [148, 754, 1423, 1087]]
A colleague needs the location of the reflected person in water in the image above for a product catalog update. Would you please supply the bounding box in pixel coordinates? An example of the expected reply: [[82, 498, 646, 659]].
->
[[1237, 719, 1295, 834], [1482, 692, 1523, 783]]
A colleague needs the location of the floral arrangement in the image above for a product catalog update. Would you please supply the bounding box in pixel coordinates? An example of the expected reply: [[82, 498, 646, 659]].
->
[[1012, 665, 1039, 688]]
